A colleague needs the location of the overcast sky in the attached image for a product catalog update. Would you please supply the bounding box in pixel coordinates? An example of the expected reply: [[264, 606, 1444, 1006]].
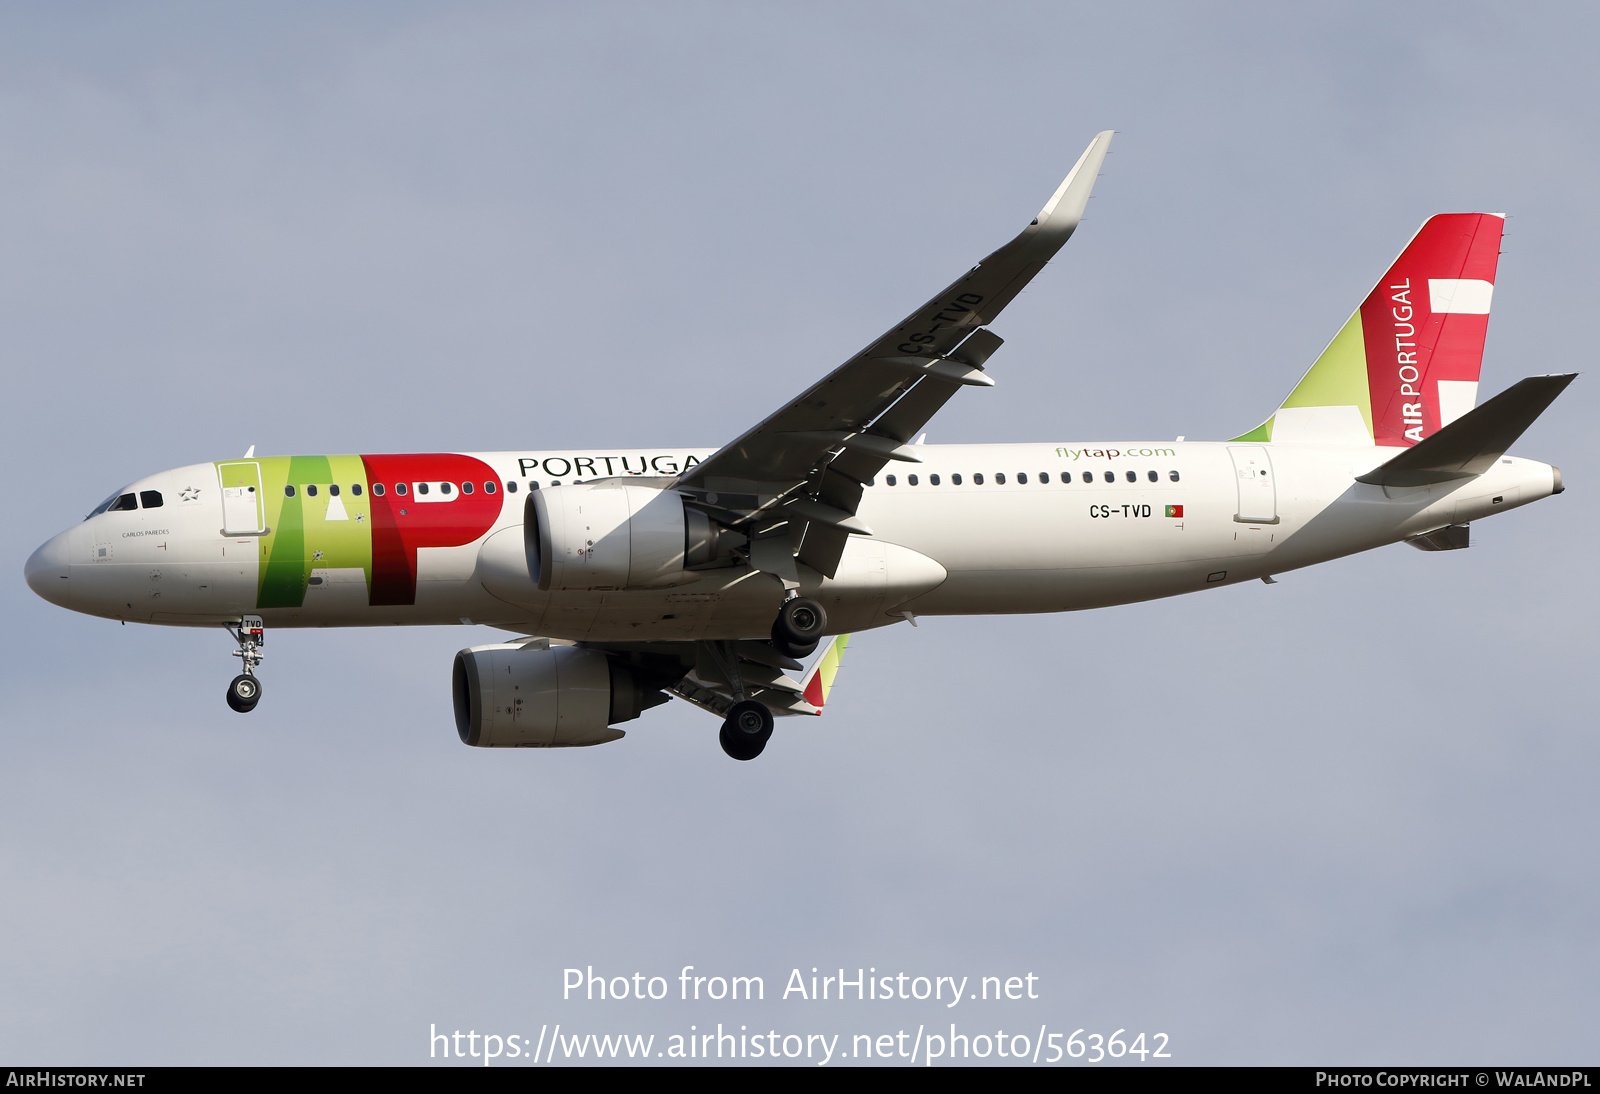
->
[[2, 1, 1596, 1066]]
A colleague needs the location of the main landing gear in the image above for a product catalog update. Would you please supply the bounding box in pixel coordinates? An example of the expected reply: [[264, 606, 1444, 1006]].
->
[[716, 597, 827, 760], [719, 699, 774, 761], [771, 596, 826, 659], [225, 616, 265, 713]]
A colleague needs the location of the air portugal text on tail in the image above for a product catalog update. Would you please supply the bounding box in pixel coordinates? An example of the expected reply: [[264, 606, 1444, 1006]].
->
[[1373, 215, 1501, 444], [24, 132, 1574, 761], [1238, 213, 1507, 448]]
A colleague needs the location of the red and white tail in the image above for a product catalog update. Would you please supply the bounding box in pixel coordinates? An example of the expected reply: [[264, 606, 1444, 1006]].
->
[[1238, 213, 1505, 447], [1363, 213, 1504, 444]]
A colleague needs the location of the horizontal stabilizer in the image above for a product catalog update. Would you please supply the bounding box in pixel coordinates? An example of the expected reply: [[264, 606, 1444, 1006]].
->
[[1355, 374, 1576, 487]]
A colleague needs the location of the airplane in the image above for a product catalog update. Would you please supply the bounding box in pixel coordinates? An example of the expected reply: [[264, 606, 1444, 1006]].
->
[[24, 131, 1575, 761]]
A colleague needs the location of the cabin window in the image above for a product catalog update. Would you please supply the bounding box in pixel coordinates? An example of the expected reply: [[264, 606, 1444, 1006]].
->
[[139, 490, 163, 509], [908, 474, 919, 486], [373, 483, 386, 496], [307, 484, 319, 497], [417, 483, 430, 495], [1169, 470, 1181, 482], [329, 484, 340, 497], [461, 481, 474, 494], [1039, 472, 1050, 483], [974, 473, 984, 485], [283, 485, 296, 498], [1017, 472, 1028, 484], [1103, 471, 1115, 483], [952, 473, 962, 485], [995, 473, 1006, 485], [1061, 472, 1071, 483], [930, 473, 941, 485], [485, 481, 497, 493], [439, 482, 453, 496], [530, 482, 540, 490], [395, 483, 409, 496], [505, 481, 516, 493], [886, 474, 897, 486], [1125, 471, 1137, 483], [1147, 470, 1158, 482], [351, 484, 363, 496]]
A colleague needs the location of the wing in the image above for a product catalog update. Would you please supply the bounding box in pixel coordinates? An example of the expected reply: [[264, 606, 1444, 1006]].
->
[[680, 131, 1114, 578], [578, 638, 825, 718]]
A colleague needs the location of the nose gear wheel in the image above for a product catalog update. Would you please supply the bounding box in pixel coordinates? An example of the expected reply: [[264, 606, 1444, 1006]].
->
[[226, 674, 262, 713], [223, 617, 265, 713]]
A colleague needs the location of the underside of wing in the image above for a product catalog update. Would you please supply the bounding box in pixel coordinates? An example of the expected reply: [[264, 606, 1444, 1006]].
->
[[678, 131, 1114, 579], [581, 638, 825, 718]]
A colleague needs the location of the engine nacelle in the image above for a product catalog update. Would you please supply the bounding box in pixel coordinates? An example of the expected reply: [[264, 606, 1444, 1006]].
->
[[452, 642, 663, 748], [525, 482, 736, 591]]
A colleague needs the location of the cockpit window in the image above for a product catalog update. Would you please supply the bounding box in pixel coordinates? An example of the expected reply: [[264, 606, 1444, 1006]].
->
[[85, 491, 121, 519], [139, 490, 163, 509], [108, 493, 138, 512]]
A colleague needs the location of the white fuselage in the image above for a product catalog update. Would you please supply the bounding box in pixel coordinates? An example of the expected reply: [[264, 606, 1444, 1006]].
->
[[26, 441, 1560, 641]]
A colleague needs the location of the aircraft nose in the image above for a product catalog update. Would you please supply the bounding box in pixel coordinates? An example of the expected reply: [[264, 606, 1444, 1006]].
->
[[24, 532, 72, 606]]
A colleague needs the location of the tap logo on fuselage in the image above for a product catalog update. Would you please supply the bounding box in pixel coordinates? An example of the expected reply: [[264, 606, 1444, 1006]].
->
[[237, 453, 503, 609]]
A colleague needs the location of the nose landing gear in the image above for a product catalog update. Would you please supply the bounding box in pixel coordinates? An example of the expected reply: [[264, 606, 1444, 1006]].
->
[[227, 673, 262, 713], [225, 616, 265, 713]]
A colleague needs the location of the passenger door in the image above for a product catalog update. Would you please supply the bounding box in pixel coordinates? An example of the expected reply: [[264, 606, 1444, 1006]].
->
[[217, 461, 267, 535]]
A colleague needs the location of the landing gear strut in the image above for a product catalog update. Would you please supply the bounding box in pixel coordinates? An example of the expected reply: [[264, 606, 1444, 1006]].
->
[[719, 699, 773, 761], [225, 616, 265, 713], [771, 596, 826, 659]]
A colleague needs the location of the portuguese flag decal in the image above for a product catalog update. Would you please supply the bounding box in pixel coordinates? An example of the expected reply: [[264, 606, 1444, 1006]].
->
[[1165, 505, 1183, 518]]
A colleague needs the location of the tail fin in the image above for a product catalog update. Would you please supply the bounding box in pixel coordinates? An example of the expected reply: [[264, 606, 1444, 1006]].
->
[[1236, 213, 1505, 447], [800, 634, 850, 714]]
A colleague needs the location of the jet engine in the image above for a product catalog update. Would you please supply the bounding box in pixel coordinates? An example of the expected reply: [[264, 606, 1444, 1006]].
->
[[452, 642, 668, 747], [524, 482, 739, 591]]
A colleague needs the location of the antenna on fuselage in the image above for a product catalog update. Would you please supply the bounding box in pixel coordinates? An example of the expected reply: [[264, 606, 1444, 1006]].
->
[[243, 445, 256, 458]]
